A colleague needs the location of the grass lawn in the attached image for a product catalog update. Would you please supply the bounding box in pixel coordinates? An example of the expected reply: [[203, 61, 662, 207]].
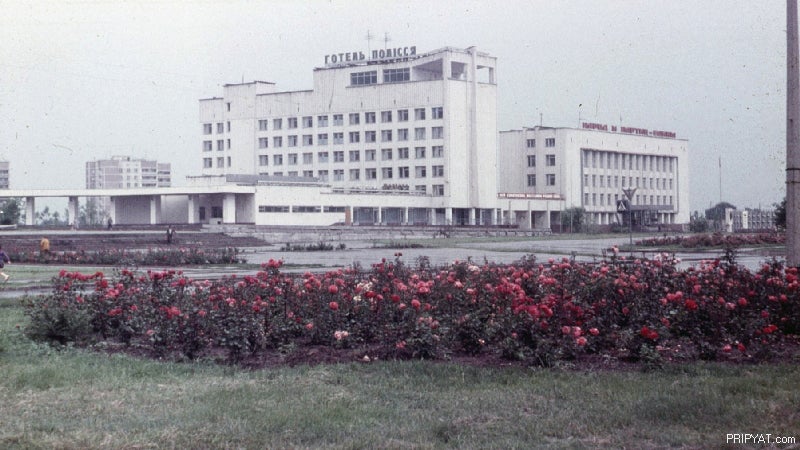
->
[[2, 295, 799, 449]]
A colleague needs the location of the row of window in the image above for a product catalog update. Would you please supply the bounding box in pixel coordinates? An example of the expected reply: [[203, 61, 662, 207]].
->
[[254, 161, 444, 179], [525, 154, 556, 167], [203, 139, 231, 151], [351, 68, 411, 86], [202, 122, 231, 135], [582, 149, 675, 173], [257, 147, 444, 164], [526, 174, 556, 187], [584, 192, 674, 208], [252, 127, 444, 149], [252, 107, 443, 133], [525, 138, 556, 148], [583, 174, 674, 191], [259, 205, 346, 213]]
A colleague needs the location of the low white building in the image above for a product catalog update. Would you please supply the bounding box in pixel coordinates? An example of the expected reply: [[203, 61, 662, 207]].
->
[[498, 123, 690, 229]]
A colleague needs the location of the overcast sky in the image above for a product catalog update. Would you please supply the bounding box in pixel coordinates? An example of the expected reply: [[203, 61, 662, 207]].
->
[[0, 0, 789, 212]]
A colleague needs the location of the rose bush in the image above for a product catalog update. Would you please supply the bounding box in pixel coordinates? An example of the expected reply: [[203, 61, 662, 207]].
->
[[24, 253, 799, 366], [9, 247, 242, 266]]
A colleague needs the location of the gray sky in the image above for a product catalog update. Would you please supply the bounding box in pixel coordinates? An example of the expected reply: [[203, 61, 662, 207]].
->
[[0, 0, 788, 212]]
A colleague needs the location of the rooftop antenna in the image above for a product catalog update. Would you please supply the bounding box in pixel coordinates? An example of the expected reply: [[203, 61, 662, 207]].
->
[[383, 32, 391, 49], [365, 30, 374, 54]]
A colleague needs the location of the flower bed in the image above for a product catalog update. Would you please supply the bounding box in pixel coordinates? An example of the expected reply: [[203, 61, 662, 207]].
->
[[636, 233, 785, 249], [9, 247, 243, 266], [24, 253, 799, 367]]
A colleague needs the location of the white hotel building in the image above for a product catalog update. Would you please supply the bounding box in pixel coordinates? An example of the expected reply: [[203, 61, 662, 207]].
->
[[196, 46, 499, 226], [187, 46, 690, 229]]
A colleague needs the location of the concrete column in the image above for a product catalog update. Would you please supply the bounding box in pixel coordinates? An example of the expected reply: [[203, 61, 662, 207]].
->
[[68, 196, 79, 228], [404, 207, 409, 225], [545, 201, 551, 229], [187, 195, 198, 224], [525, 201, 533, 230], [108, 197, 117, 225], [469, 208, 476, 226], [25, 197, 35, 226], [149, 195, 162, 225], [377, 206, 383, 225], [222, 193, 236, 224], [445, 208, 453, 225]]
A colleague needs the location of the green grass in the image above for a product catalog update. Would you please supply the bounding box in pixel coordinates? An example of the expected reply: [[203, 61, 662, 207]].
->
[[1, 299, 799, 449]]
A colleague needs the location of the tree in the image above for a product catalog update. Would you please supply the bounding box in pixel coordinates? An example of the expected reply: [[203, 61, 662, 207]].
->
[[775, 198, 786, 229], [0, 198, 22, 225], [561, 207, 585, 233], [689, 211, 709, 232], [79, 198, 104, 226]]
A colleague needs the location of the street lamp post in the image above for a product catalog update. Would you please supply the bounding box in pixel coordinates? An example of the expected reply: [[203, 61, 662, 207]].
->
[[622, 187, 637, 249]]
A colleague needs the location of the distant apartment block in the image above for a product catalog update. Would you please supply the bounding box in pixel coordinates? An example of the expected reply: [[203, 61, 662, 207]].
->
[[86, 156, 171, 189], [0, 160, 9, 189]]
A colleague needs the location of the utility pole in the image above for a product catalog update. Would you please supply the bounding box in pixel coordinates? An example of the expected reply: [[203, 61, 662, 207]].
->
[[788, 0, 800, 266]]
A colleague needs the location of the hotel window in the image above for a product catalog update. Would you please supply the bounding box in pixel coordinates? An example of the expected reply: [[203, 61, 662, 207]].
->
[[366, 168, 377, 179], [318, 133, 329, 145], [415, 147, 426, 159], [273, 136, 283, 148], [381, 148, 393, 161], [303, 152, 313, 164], [351, 70, 377, 86], [365, 149, 376, 161], [318, 170, 329, 181], [546, 174, 556, 186], [288, 135, 298, 147], [288, 153, 298, 165], [302, 135, 313, 146], [214, 122, 223, 133], [432, 184, 444, 196], [414, 128, 426, 140], [227, 121, 231, 132], [546, 154, 556, 166], [599, 176, 604, 187], [414, 108, 426, 120], [381, 110, 392, 123], [527, 155, 536, 167], [203, 141, 212, 151], [584, 193, 589, 205], [349, 131, 360, 143], [258, 120, 268, 131], [382, 167, 393, 179], [431, 127, 444, 139], [545, 138, 555, 147], [333, 114, 343, 126], [259, 205, 289, 213], [365, 112, 376, 124], [415, 166, 427, 178], [349, 113, 360, 125], [203, 158, 212, 168], [526, 139, 536, 148], [398, 166, 410, 178], [432, 145, 443, 158], [350, 169, 360, 180], [288, 117, 298, 129], [318, 152, 329, 163], [227, 138, 231, 149], [349, 150, 360, 162], [415, 185, 426, 193], [432, 165, 444, 177], [383, 68, 410, 83], [273, 172, 283, 176], [527, 174, 536, 187], [317, 115, 329, 127], [592, 194, 597, 206], [333, 132, 344, 145], [398, 109, 409, 121], [431, 107, 443, 119], [273, 155, 283, 166], [259, 138, 269, 149], [203, 123, 212, 135], [333, 169, 344, 181], [365, 131, 376, 143], [381, 130, 393, 142], [397, 128, 409, 141], [303, 170, 314, 178], [302, 116, 313, 128], [217, 140, 224, 151], [273, 118, 282, 130], [333, 151, 344, 162], [398, 147, 409, 159]]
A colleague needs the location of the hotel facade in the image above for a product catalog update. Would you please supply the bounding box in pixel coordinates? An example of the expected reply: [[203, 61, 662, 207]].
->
[[197, 46, 500, 226]]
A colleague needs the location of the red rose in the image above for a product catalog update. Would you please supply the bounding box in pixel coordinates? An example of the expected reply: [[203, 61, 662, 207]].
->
[[329, 301, 339, 311], [328, 285, 339, 294]]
